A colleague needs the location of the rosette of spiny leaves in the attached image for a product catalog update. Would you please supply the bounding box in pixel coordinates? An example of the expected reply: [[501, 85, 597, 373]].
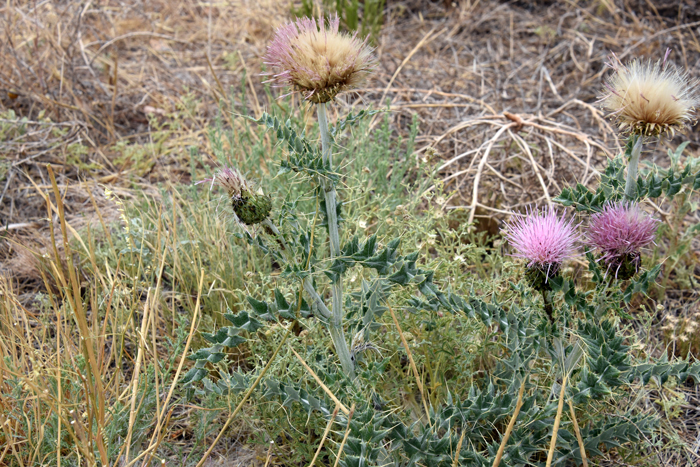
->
[[186, 249, 700, 466]]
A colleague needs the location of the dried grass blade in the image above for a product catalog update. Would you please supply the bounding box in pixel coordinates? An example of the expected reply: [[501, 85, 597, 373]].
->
[[389, 305, 431, 423], [332, 404, 356, 467], [492, 378, 526, 467], [308, 406, 341, 467], [291, 347, 350, 415], [568, 400, 589, 467], [124, 288, 152, 463], [545, 375, 568, 467]]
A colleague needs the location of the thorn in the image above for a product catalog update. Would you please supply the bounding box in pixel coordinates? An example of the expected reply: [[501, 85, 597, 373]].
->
[[663, 48, 672, 68]]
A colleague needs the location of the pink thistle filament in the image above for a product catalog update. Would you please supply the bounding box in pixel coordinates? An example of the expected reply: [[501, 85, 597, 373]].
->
[[503, 206, 580, 276], [588, 201, 659, 278]]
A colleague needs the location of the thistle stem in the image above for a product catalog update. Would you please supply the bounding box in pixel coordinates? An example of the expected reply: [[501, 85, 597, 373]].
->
[[624, 136, 643, 200], [541, 289, 553, 322], [262, 219, 332, 321], [317, 103, 355, 378]]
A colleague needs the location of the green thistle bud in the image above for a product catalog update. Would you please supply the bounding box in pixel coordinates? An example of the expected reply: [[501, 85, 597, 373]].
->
[[232, 190, 272, 225], [198, 167, 272, 225], [608, 253, 639, 282]]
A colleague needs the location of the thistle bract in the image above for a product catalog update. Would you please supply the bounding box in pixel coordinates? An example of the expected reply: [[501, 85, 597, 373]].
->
[[588, 201, 659, 280], [199, 167, 271, 225], [503, 207, 580, 289], [232, 192, 272, 226], [264, 15, 377, 103], [601, 51, 699, 137]]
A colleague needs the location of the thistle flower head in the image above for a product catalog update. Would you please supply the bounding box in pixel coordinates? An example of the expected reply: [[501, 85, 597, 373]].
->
[[264, 15, 377, 103], [198, 167, 271, 225], [601, 50, 699, 137], [200, 166, 250, 198], [502, 207, 580, 284], [587, 201, 659, 279]]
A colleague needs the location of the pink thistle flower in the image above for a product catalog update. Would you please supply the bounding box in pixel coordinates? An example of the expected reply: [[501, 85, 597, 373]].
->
[[503, 206, 580, 278], [587, 201, 659, 279], [263, 15, 377, 103]]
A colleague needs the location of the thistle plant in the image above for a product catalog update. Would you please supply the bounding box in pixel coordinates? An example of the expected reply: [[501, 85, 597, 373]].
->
[[587, 201, 659, 280], [502, 207, 579, 321], [601, 50, 699, 199], [259, 15, 377, 378], [183, 34, 700, 465], [264, 15, 377, 104]]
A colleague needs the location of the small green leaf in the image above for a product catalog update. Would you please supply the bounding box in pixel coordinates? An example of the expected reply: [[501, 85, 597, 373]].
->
[[224, 310, 264, 332]]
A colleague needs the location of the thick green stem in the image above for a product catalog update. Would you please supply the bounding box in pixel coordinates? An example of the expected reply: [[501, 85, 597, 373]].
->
[[262, 219, 331, 319], [317, 103, 355, 378], [262, 219, 333, 321], [318, 103, 341, 256], [624, 136, 643, 200], [541, 289, 553, 322]]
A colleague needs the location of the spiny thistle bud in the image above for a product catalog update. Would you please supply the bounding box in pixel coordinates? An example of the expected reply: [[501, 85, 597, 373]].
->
[[263, 15, 377, 103], [502, 207, 580, 291], [587, 201, 659, 280], [601, 50, 699, 138], [198, 167, 271, 225]]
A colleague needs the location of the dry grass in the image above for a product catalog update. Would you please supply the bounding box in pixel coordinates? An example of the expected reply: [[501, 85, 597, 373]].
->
[[2, 0, 700, 464], [2, 0, 700, 281], [1, 0, 287, 291]]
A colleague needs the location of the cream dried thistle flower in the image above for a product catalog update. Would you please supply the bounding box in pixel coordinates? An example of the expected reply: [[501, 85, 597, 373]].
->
[[264, 15, 377, 103], [601, 51, 699, 137]]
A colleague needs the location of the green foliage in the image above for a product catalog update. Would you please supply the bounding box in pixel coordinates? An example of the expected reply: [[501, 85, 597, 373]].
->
[[622, 264, 662, 303], [291, 0, 385, 44], [0, 109, 28, 140], [179, 101, 700, 466], [250, 112, 333, 181], [555, 141, 700, 211], [28, 73, 690, 464]]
